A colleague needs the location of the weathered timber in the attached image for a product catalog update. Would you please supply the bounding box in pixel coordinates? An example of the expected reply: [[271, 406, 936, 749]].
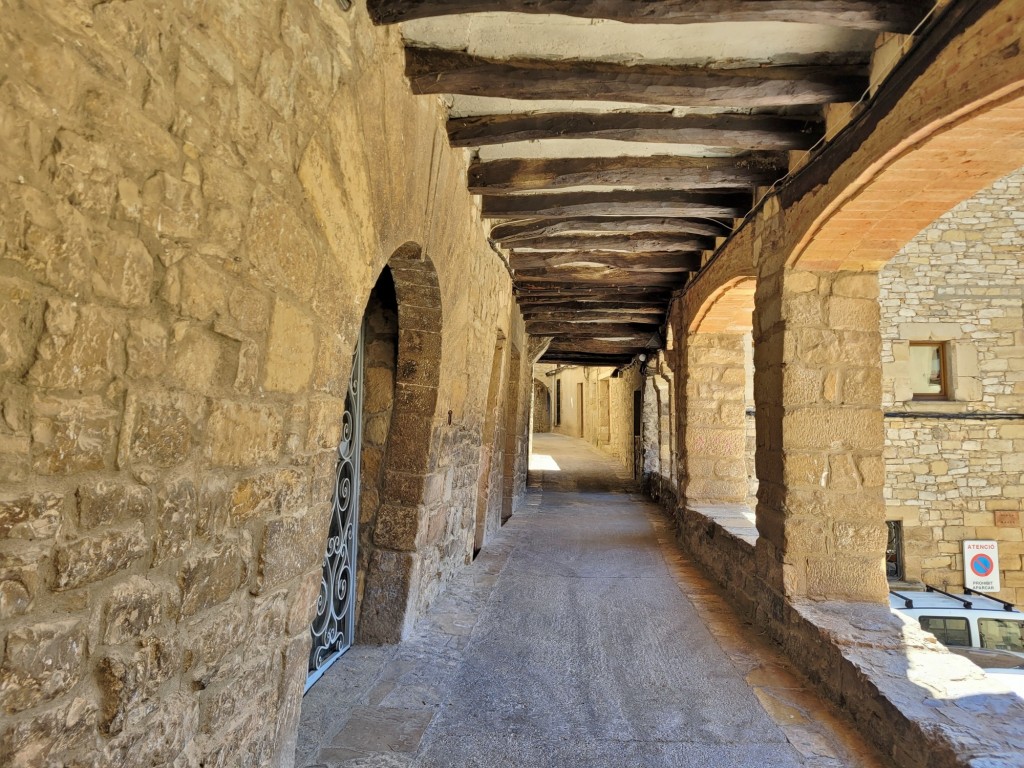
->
[[502, 234, 709, 253], [525, 322, 662, 338], [510, 251, 701, 271], [540, 352, 634, 365], [369, 1, 929, 32], [483, 190, 749, 219], [546, 338, 658, 354], [450, 112, 821, 150], [469, 154, 787, 193], [523, 311, 664, 325], [515, 271, 684, 287], [519, 302, 666, 314], [406, 49, 867, 108], [491, 217, 728, 242], [514, 287, 673, 298]]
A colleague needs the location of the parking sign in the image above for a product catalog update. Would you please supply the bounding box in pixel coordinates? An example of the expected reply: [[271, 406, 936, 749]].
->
[[963, 540, 1000, 593]]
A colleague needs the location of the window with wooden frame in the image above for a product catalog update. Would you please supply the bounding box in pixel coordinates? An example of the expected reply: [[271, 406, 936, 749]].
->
[[909, 341, 949, 400]]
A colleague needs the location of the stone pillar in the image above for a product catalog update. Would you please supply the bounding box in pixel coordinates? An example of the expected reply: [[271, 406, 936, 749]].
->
[[753, 269, 887, 601], [682, 333, 750, 505]]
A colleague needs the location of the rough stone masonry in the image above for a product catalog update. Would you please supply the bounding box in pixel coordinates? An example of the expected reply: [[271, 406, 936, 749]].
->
[[0, 2, 530, 765]]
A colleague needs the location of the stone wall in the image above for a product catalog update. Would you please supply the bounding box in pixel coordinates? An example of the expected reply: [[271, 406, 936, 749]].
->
[[879, 169, 1024, 603], [0, 2, 527, 766], [531, 379, 551, 434]]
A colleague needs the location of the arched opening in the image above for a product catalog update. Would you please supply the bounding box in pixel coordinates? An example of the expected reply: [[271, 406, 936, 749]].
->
[[683, 276, 757, 513], [878, 168, 1024, 602], [305, 242, 444, 695], [531, 378, 551, 434], [756, 91, 1024, 601]]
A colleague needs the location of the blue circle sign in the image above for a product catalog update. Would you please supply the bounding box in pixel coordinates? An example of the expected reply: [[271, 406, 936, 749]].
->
[[970, 553, 995, 578]]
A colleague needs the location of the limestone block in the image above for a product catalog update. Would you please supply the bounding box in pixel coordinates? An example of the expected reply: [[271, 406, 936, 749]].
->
[[178, 542, 245, 617], [100, 691, 199, 768], [804, 555, 887, 601], [0, 556, 40, 621], [0, 619, 86, 714], [96, 638, 177, 736], [154, 477, 198, 565], [358, 549, 421, 644], [286, 569, 321, 636], [126, 318, 169, 379], [78, 480, 152, 529], [229, 467, 307, 525], [141, 172, 203, 241], [246, 189, 321, 303], [53, 523, 148, 591], [0, 279, 45, 378], [27, 300, 123, 390], [264, 300, 316, 393], [101, 577, 166, 646], [0, 491, 63, 540], [92, 233, 154, 307], [373, 504, 422, 551], [121, 390, 204, 469], [207, 400, 283, 467], [0, 695, 97, 766], [176, 257, 228, 323], [827, 296, 880, 332], [782, 408, 882, 452], [256, 507, 325, 594]]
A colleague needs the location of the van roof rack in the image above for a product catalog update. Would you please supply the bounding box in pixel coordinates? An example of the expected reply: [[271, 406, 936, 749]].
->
[[963, 586, 1019, 612], [925, 583, 973, 608]]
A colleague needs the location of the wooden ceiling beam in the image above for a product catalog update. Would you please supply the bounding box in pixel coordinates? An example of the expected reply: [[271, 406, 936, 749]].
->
[[502, 234, 709, 253], [370, 1, 929, 33], [525, 322, 662, 338], [491, 217, 728, 242], [452, 113, 820, 150], [515, 287, 672, 298], [406, 49, 867, 108], [515, 272, 684, 288], [546, 338, 657, 354], [469, 154, 786, 194], [520, 303, 666, 313], [483, 190, 749, 219], [510, 251, 701, 271], [539, 352, 633, 366], [524, 312, 664, 325]]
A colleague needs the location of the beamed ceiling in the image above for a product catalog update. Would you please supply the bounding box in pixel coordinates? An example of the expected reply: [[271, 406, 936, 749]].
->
[[367, 0, 936, 366]]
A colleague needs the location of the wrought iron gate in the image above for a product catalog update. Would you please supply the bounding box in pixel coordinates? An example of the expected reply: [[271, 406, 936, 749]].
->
[[306, 326, 364, 691]]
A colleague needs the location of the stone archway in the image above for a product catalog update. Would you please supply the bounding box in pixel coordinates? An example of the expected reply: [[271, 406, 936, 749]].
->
[[682, 277, 757, 509], [353, 243, 444, 644]]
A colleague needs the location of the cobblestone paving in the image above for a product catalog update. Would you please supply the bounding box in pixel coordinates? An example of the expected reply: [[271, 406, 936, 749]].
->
[[295, 433, 889, 768]]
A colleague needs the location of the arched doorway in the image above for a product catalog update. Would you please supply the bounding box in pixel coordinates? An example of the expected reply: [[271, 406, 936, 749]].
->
[[306, 244, 443, 689]]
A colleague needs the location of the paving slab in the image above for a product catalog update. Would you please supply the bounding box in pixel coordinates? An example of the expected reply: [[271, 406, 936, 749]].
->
[[295, 433, 888, 768]]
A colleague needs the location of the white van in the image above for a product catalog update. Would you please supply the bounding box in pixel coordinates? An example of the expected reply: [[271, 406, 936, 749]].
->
[[889, 586, 1024, 655]]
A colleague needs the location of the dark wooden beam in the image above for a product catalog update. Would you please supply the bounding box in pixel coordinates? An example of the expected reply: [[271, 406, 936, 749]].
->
[[469, 154, 786, 193], [520, 303, 666, 314], [370, 1, 929, 32], [506, 234, 709, 253], [492, 217, 728, 242], [540, 352, 633, 366], [515, 287, 672, 298], [510, 251, 700, 271], [515, 271, 684, 288], [483, 191, 749, 219], [526, 322, 662, 338], [546, 338, 657, 354], [451, 113, 820, 150], [406, 49, 867, 108], [524, 311, 664, 324]]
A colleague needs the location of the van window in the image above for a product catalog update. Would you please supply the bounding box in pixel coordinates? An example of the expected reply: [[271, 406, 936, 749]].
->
[[919, 616, 972, 647], [978, 618, 1024, 653]]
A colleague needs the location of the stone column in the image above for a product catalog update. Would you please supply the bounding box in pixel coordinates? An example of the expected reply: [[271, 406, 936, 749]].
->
[[682, 333, 750, 505], [753, 269, 887, 601]]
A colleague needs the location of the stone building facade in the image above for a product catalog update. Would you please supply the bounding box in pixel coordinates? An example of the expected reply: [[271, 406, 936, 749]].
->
[[880, 170, 1024, 602], [0, 2, 530, 765]]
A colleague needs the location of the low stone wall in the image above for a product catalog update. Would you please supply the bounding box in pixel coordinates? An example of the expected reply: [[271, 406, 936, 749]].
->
[[662, 501, 1024, 768]]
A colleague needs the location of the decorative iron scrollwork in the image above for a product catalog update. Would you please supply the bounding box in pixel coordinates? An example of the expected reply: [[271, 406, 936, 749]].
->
[[307, 327, 363, 690]]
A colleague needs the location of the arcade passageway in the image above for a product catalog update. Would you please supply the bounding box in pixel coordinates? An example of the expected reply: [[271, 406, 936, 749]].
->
[[295, 434, 885, 768]]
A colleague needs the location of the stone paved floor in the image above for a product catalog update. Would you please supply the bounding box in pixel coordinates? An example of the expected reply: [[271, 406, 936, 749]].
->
[[294, 433, 889, 768]]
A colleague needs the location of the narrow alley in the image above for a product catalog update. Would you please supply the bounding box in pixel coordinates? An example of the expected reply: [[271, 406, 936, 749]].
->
[[295, 434, 886, 768]]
